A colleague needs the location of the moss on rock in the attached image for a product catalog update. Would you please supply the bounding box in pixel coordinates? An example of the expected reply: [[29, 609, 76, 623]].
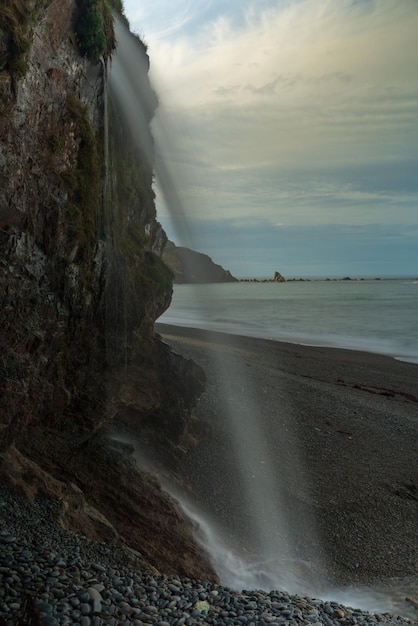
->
[[0, 0, 51, 78], [62, 94, 100, 257]]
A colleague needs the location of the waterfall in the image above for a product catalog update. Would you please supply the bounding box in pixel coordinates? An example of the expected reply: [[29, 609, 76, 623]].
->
[[107, 14, 324, 595], [105, 13, 415, 619]]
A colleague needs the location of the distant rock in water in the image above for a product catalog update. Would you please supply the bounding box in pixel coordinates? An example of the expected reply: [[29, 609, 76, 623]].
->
[[273, 271, 286, 282], [162, 240, 238, 283]]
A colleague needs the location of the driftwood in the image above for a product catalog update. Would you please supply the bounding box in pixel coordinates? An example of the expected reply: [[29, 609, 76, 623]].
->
[[0, 594, 45, 625], [405, 596, 418, 610]]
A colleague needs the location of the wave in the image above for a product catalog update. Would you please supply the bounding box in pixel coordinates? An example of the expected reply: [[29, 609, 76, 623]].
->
[[157, 281, 418, 364]]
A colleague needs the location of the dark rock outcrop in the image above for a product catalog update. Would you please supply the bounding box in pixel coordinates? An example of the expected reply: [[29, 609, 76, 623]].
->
[[1, 431, 214, 581], [273, 271, 286, 282], [162, 240, 238, 283], [0, 1, 216, 581]]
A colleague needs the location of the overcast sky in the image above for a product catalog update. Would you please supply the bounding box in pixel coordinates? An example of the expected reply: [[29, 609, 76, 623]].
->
[[121, 0, 418, 278]]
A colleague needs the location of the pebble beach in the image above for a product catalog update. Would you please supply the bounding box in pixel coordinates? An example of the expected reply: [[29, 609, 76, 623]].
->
[[2, 322, 418, 625], [0, 488, 415, 626]]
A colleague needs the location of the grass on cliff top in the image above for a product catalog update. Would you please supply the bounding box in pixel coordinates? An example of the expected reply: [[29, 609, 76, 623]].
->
[[75, 0, 147, 64]]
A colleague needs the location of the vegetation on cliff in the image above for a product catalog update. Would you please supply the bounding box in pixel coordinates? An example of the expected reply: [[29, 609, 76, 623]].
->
[[0, 0, 51, 79], [62, 94, 100, 260], [75, 0, 115, 62]]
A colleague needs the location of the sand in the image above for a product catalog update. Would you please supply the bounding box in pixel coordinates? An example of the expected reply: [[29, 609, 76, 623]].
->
[[155, 322, 418, 594]]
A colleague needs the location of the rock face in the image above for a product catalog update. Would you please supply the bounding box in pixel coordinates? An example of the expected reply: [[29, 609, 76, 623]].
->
[[0, 1, 216, 581], [0, 0, 106, 446], [162, 240, 238, 283]]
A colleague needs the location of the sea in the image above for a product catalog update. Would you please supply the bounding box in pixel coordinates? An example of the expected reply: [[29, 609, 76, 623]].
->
[[157, 277, 418, 364]]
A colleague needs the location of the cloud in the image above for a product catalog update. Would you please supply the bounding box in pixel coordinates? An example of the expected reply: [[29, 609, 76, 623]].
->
[[154, 150, 418, 229], [148, 0, 417, 152], [122, 0, 418, 276]]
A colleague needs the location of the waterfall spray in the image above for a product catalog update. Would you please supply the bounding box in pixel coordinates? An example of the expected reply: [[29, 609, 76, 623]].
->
[[108, 14, 325, 595]]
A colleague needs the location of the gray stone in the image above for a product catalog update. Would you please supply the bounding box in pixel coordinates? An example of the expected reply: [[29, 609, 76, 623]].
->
[[91, 599, 102, 613], [86, 587, 102, 601], [80, 603, 91, 615]]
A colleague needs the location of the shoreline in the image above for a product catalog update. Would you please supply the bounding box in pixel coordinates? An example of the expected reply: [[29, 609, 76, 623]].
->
[[157, 318, 418, 365], [156, 321, 418, 375], [156, 323, 418, 593]]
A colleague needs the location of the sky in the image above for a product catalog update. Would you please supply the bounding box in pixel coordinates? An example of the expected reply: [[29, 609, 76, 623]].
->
[[121, 0, 418, 278]]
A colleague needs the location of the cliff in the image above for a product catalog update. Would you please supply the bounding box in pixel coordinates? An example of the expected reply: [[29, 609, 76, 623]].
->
[[162, 240, 238, 283], [0, 0, 216, 581]]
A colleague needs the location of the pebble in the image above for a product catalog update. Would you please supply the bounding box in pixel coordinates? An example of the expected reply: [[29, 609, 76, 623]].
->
[[0, 487, 414, 626]]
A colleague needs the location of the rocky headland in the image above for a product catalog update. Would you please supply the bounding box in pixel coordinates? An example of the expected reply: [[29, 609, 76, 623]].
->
[[162, 240, 238, 283]]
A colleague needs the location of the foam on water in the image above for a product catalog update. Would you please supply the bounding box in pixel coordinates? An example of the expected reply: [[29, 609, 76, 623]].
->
[[182, 498, 417, 619], [158, 281, 418, 363]]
